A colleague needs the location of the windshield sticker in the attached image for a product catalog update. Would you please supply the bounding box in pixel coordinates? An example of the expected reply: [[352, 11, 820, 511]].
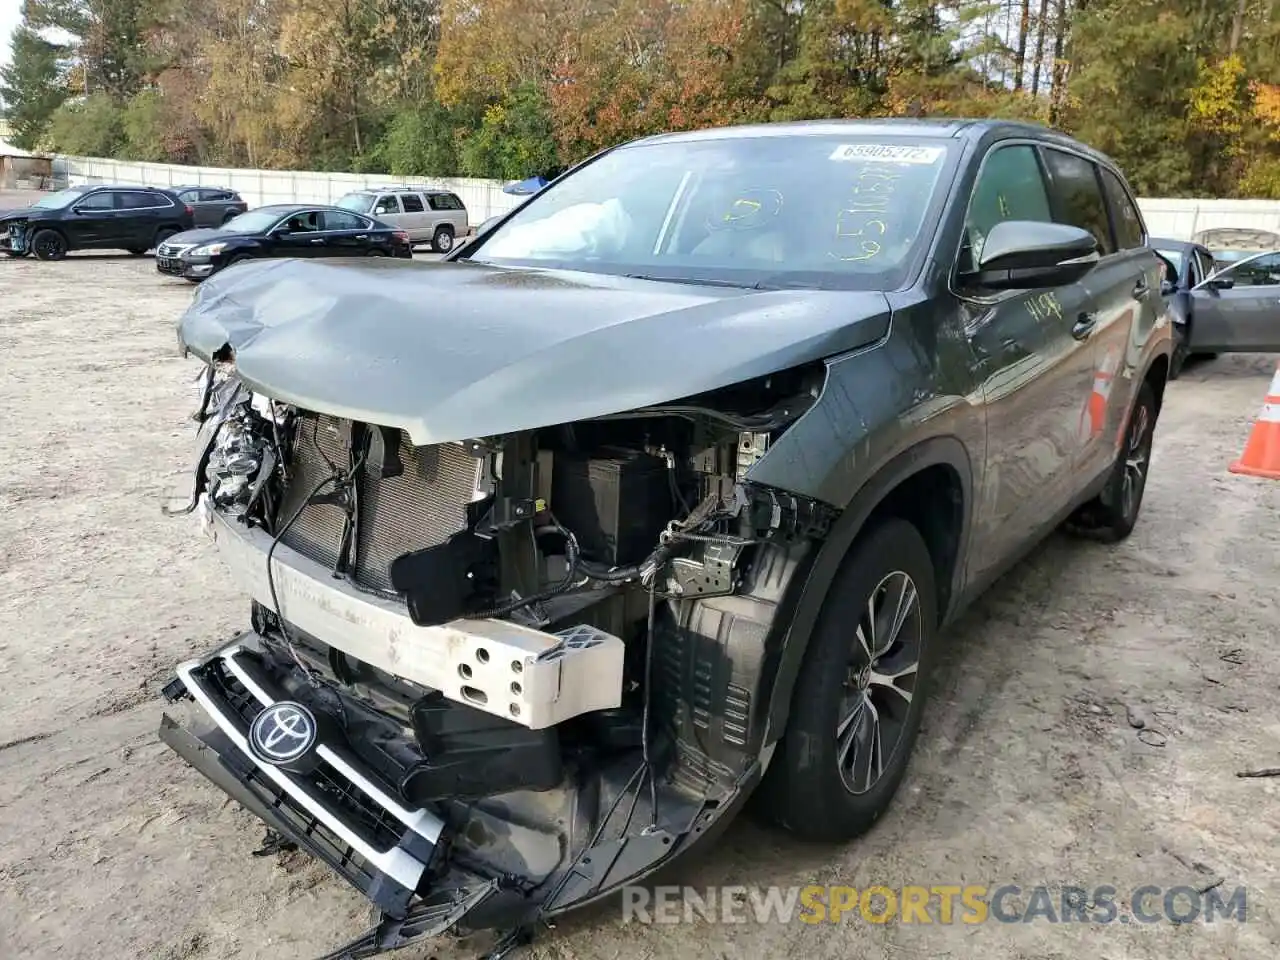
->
[[829, 144, 944, 165]]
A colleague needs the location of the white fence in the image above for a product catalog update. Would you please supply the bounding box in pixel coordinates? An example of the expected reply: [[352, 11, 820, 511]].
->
[[50, 156, 527, 223], [44, 153, 1280, 241]]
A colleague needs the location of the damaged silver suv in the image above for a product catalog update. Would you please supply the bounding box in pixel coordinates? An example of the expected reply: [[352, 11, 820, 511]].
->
[[161, 119, 1171, 958]]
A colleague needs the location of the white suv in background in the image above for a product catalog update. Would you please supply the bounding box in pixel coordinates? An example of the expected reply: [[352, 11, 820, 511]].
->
[[336, 187, 470, 252]]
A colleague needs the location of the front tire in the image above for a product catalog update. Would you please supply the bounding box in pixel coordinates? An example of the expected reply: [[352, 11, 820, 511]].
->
[[31, 229, 67, 261], [756, 517, 938, 842]]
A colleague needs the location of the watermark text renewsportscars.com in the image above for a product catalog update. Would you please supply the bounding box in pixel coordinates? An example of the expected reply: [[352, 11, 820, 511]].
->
[[621, 884, 1247, 925]]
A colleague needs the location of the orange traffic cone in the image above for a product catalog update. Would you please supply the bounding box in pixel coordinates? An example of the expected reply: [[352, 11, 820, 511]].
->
[[1229, 363, 1280, 480]]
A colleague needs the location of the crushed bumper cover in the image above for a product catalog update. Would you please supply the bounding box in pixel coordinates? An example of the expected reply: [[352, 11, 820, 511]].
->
[[161, 638, 499, 947]]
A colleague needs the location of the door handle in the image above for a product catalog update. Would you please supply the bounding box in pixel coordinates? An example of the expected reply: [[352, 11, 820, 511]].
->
[[309, 238, 325, 244], [1133, 278, 1150, 300], [355, 235, 368, 240], [1072, 312, 1097, 340]]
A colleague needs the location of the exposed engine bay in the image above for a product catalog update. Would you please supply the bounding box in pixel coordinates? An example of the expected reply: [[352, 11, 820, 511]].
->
[[161, 353, 835, 957]]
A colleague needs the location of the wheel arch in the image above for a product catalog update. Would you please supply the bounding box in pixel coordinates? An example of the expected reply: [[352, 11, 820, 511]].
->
[[762, 434, 974, 747]]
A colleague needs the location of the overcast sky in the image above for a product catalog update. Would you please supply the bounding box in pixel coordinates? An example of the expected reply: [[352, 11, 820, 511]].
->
[[0, 3, 21, 70]]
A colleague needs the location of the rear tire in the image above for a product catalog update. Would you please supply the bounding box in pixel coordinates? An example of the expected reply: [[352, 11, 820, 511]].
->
[[1066, 380, 1157, 543], [755, 518, 938, 842], [32, 229, 67, 261], [432, 225, 454, 253]]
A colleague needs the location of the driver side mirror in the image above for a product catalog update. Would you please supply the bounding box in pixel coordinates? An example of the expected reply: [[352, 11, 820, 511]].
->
[[963, 220, 1100, 291], [1207, 274, 1235, 290]]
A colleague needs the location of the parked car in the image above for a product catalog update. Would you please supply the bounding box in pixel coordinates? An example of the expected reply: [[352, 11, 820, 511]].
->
[[1193, 227, 1280, 271], [173, 185, 249, 227], [1151, 236, 1219, 377], [1152, 236, 1280, 377], [162, 119, 1171, 958], [155, 203, 412, 282], [335, 186, 469, 252], [0, 184, 193, 260]]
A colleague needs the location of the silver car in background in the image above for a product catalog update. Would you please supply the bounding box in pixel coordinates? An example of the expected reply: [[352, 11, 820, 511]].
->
[[336, 186, 470, 252]]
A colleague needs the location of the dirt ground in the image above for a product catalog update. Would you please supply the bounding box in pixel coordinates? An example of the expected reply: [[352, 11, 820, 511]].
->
[[2, 186, 1279, 960]]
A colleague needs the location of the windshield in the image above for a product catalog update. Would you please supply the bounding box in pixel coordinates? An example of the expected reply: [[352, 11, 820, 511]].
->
[[337, 193, 373, 213], [221, 209, 287, 233], [469, 135, 958, 289], [32, 188, 88, 210]]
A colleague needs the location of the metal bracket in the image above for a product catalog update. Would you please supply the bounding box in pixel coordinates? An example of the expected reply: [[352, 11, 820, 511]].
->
[[660, 541, 740, 599]]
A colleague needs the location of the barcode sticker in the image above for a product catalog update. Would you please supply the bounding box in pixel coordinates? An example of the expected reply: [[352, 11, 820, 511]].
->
[[829, 144, 945, 164]]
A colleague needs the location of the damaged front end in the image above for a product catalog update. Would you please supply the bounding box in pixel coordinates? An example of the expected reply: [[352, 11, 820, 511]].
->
[[160, 353, 837, 956]]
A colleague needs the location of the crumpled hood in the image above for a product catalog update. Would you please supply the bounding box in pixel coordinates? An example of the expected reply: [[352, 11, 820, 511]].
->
[[177, 257, 893, 444], [0, 208, 34, 221]]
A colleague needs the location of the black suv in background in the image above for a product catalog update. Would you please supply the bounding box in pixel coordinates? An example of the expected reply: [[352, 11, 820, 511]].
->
[[174, 186, 249, 227], [0, 184, 194, 260]]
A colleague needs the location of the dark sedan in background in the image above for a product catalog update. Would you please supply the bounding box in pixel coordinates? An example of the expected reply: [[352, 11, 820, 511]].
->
[[156, 204, 413, 282], [1153, 235, 1280, 377], [174, 185, 249, 227]]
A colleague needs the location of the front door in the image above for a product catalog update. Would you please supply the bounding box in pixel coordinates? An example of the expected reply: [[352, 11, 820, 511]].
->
[[65, 190, 117, 246], [271, 210, 326, 258], [959, 142, 1099, 583], [1189, 251, 1280, 353]]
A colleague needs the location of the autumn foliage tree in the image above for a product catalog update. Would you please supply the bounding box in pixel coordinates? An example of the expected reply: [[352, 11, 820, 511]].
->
[[1, 0, 1278, 197]]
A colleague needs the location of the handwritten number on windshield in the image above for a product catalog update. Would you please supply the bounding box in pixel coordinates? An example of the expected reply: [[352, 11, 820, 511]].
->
[[831, 168, 900, 262]]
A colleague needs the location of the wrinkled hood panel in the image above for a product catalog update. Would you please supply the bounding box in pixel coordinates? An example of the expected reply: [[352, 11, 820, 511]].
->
[[177, 258, 893, 444]]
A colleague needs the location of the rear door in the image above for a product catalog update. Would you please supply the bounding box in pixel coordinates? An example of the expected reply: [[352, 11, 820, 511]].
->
[[959, 141, 1099, 584], [318, 210, 374, 256], [1059, 156, 1163, 482], [1188, 252, 1280, 353], [398, 193, 430, 241], [178, 189, 209, 226], [117, 190, 171, 246]]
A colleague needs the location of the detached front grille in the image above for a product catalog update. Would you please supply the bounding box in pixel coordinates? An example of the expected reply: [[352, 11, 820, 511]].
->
[[278, 413, 481, 592]]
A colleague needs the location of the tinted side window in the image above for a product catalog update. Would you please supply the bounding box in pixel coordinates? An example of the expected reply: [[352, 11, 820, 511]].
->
[[1227, 253, 1280, 287], [1041, 148, 1115, 254], [373, 195, 400, 215], [178, 189, 200, 203], [119, 191, 165, 209], [964, 144, 1053, 269], [198, 189, 226, 201], [322, 210, 367, 231], [429, 193, 464, 211], [1099, 168, 1144, 249], [400, 193, 425, 213], [77, 191, 116, 211]]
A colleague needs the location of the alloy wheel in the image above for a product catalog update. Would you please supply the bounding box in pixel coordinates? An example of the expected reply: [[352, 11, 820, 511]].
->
[[1121, 402, 1152, 522], [837, 570, 923, 795]]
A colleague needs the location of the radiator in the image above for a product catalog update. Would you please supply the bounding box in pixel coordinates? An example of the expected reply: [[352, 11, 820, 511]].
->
[[278, 413, 480, 592]]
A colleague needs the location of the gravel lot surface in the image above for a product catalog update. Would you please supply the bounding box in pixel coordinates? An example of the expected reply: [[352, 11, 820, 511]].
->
[[2, 188, 1279, 960]]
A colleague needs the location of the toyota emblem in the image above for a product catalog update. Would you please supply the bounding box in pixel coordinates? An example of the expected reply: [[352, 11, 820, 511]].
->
[[248, 701, 317, 765]]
